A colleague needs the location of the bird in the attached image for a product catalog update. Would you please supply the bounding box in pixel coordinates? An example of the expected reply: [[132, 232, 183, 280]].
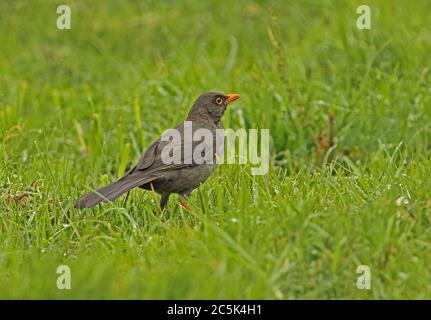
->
[[74, 92, 240, 211]]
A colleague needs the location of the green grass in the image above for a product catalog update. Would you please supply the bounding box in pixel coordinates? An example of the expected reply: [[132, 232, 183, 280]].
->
[[1, 0, 431, 299]]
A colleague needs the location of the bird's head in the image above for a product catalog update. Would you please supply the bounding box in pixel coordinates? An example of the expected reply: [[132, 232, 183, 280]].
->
[[187, 92, 240, 124]]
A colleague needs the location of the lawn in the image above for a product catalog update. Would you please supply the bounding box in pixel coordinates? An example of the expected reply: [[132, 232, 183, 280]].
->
[[0, 0, 430, 299]]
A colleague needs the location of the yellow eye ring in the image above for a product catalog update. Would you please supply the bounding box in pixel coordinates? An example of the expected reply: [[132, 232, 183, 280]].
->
[[215, 97, 223, 105]]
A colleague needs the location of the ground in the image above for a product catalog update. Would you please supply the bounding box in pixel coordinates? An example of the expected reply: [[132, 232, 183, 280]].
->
[[0, 0, 430, 299]]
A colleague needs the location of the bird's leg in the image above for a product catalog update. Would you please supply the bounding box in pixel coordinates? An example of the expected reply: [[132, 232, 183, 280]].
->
[[180, 196, 192, 213], [159, 194, 170, 213], [179, 195, 193, 214], [179, 194, 197, 218]]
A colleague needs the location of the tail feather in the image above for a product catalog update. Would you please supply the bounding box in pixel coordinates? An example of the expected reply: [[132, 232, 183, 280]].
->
[[74, 174, 156, 209]]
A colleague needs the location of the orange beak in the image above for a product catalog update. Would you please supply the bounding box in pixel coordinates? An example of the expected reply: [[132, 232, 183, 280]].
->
[[225, 93, 240, 105]]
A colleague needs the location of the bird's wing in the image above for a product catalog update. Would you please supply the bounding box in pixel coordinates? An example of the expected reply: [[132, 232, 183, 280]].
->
[[136, 140, 160, 170], [126, 122, 217, 177]]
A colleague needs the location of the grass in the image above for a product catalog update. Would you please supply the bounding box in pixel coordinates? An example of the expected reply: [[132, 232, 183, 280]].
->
[[1, 0, 431, 299]]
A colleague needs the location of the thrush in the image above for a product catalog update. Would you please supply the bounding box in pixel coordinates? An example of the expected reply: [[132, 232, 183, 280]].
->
[[74, 92, 240, 211]]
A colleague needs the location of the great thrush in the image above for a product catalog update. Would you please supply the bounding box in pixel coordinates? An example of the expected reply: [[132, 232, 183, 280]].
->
[[74, 92, 240, 211]]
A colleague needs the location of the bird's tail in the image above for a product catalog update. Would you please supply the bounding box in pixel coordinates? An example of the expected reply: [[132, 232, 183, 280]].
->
[[74, 174, 156, 209]]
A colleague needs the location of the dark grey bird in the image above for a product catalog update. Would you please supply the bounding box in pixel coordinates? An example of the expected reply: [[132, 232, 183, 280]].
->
[[74, 92, 240, 211]]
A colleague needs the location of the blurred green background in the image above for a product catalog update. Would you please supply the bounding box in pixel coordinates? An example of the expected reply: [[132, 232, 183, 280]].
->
[[0, 0, 430, 299]]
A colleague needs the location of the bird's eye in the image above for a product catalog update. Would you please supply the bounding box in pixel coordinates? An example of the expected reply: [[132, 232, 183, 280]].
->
[[215, 97, 223, 105]]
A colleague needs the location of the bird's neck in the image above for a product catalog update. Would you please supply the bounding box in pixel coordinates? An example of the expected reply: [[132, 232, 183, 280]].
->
[[186, 112, 220, 127]]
